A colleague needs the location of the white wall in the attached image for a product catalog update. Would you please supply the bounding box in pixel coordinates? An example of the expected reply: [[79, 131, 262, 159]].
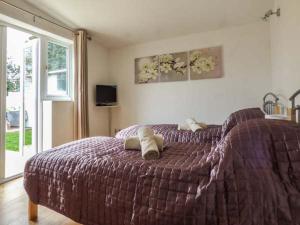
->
[[109, 22, 271, 129], [52, 40, 109, 146], [270, 0, 300, 103], [87, 41, 110, 137]]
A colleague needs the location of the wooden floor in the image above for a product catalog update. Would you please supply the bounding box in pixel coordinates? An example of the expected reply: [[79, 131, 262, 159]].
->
[[0, 178, 81, 225]]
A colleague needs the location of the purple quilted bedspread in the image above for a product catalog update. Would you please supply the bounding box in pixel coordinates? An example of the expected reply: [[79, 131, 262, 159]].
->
[[115, 108, 265, 145], [116, 124, 222, 144], [24, 119, 300, 225]]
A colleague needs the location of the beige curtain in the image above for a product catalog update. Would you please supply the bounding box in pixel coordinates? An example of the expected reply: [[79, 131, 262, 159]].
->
[[74, 29, 89, 139]]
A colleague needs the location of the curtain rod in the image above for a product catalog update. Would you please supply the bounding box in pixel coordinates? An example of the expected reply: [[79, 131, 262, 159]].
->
[[0, 0, 75, 33]]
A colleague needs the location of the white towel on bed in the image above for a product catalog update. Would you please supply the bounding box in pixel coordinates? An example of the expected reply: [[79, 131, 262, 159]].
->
[[138, 127, 160, 160], [177, 123, 190, 130], [186, 118, 206, 132], [124, 134, 164, 151], [178, 120, 207, 131]]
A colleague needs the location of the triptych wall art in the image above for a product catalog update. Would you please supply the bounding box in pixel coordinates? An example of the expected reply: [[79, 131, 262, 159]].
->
[[134, 46, 223, 84]]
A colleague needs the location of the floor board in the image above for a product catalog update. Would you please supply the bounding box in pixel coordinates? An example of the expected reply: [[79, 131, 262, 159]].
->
[[0, 178, 81, 225]]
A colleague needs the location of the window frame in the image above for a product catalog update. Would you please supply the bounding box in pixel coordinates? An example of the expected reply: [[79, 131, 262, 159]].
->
[[41, 37, 74, 101], [0, 25, 7, 181], [0, 21, 74, 102]]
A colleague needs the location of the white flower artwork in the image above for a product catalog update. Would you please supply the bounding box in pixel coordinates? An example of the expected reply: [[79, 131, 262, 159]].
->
[[159, 52, 188, 82], [135, 56, 159, 84], [134, 46, 223, 84], [189, 46, 223, 80]]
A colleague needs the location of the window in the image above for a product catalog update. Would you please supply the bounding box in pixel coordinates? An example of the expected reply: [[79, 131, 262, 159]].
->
[[42, 39, 73, 101]]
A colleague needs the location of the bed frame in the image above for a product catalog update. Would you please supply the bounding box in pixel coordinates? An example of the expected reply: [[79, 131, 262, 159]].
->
[[29, 200, 37, 221]]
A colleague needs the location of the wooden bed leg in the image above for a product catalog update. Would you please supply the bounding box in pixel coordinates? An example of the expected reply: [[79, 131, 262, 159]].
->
[[28, 200, 38, 221]]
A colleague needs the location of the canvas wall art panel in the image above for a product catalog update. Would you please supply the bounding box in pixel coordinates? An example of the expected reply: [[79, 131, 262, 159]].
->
[[159, 52, 188, 82], [189, 46, 223, 80], [135, 55, 159, 84], [134, 46, 224, 84]]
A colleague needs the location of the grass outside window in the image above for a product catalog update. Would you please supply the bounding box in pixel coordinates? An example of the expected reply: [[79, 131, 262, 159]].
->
[[5, 129, 32, 151]]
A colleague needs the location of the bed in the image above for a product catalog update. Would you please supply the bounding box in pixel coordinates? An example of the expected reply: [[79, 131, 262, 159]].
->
[[24, 117, 300, 224]]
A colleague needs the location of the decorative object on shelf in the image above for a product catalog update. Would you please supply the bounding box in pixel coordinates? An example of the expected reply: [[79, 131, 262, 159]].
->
[[189, 46, 223, 80], [134, 46, 223, 84], [262, 92, 288, 116], [263, 92, 279, 115]]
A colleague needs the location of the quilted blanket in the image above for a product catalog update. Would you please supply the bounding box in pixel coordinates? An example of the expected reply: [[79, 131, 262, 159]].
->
[[115, 108, 265, 144], [116, 124, 222, 144], [24, 119, 300, 225]]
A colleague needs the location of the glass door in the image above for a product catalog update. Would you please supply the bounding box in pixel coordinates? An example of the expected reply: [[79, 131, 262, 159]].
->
[[0, 23, 73, 182], [3, 27, 39, 179]]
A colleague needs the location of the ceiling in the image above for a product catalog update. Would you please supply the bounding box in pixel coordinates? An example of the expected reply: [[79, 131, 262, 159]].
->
[[24, 0, 274, 48]]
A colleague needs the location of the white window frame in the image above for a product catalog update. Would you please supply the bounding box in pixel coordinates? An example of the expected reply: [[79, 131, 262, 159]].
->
[[41, 37, 74, 101], [0, 20, 74, 102], [0, 26, 7, 181]]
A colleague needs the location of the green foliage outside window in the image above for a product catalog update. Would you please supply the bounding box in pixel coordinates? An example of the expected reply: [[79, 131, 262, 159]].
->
[[48, 42, 67, 71], [7, 59, 20, 93]]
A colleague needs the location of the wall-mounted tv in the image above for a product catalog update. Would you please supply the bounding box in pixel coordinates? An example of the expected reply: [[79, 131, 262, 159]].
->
[[96, 85, 117, 106]]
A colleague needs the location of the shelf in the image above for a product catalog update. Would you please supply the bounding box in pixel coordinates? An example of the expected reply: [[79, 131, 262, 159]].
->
[[96, 105, 120, 136], [265, 114, 289, 120]]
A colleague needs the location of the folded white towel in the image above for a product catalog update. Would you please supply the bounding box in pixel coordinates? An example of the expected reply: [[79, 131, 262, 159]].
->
[[124, 136, 141, 150], [177, 123, 190, 130], [186, 118, 203, 132], [124, 134, 164, 151], [138, 127, 160, 160], [178, 120, 207, 131]]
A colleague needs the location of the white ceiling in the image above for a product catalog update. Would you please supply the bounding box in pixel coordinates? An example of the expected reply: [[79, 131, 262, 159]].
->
[[25, 0, 274, 48]]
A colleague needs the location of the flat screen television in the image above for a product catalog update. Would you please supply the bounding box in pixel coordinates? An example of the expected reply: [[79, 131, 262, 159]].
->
[[96, 85, 117, 106]]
